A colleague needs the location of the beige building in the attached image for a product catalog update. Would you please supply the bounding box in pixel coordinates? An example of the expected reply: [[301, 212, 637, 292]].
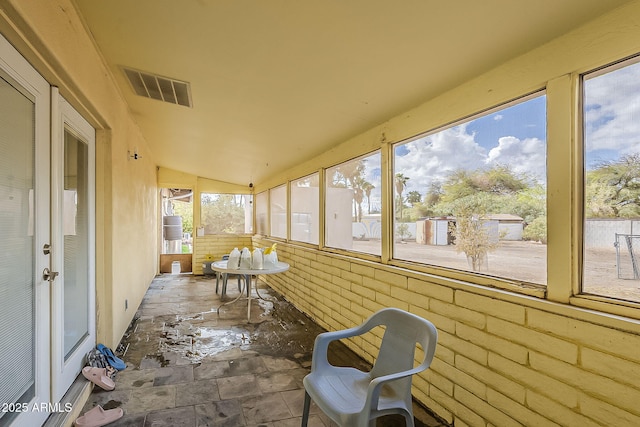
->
[[1, 0, 640, 425]]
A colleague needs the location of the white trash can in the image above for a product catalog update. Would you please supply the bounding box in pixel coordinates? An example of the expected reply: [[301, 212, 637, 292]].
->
[[171, 261, 181, 274]]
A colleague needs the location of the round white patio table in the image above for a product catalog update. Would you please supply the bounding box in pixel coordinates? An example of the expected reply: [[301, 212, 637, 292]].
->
[[210, 260, 290, 322]]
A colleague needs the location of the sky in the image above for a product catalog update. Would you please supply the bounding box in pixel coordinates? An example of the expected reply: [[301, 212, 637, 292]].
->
[[393, 94, 547, 196], [584, 59, 640, 169]]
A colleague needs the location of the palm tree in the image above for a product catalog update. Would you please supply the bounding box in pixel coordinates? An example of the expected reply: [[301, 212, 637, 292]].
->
[[407, 191, 422, 206], [363, 182, 375, 214], [332, 160, 369, 221], [395, 173, 410, 221]]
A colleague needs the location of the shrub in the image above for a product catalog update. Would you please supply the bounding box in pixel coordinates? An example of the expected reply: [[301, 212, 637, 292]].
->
[[523, 216, 547, 243]]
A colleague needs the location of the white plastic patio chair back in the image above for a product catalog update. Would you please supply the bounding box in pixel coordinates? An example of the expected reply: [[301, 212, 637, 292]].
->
[[301, 307, 438, 427], [215, 254, 242, 296]]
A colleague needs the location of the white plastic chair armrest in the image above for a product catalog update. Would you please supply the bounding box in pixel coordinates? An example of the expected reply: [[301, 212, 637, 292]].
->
[[310, 323, 374, 372], [363, 365, 427, 414]]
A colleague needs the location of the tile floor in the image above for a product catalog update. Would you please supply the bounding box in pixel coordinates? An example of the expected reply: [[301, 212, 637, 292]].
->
[[78, 273, 448, 426]]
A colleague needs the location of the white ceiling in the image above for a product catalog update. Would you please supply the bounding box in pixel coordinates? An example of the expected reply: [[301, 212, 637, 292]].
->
[[74, 0, 631, 186]]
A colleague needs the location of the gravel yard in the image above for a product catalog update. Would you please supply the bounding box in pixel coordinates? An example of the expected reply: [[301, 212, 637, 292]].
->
[[350, 240, 640, 303]]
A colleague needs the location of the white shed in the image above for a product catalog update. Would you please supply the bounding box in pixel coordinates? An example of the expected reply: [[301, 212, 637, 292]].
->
[[485, 214, 524, 241]]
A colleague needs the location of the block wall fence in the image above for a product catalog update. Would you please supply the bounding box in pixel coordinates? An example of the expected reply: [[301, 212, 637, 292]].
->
[[249, 237, 640, 426]]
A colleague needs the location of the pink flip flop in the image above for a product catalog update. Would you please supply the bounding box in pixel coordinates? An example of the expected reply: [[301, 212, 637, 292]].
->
[[82, 366, 115, 391], [75, 405, 123, 426]]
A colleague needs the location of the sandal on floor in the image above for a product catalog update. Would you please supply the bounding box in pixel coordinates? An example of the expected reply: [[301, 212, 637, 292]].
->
[[96, 344, 126, 371], [81, 366, 115, 391], [75, 405, 123, 426]]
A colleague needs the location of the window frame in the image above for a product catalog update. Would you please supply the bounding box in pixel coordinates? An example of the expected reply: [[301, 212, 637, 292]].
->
[[269, 184, 288, 240], [323, 150, 383, 259], [290, 172, 320, 245], [572, 54, 640, 314], [255, 54, 640, 320], [255, 190, 269, 236], [389, 91, 548, 291]]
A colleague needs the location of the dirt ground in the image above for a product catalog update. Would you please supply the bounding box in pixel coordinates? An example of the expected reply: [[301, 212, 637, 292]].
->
[[350, 240, 640, 303]]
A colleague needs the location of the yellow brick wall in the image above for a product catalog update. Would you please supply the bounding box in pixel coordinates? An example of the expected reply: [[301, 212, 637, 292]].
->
[[253, 237, 640, 426], [193, 235, 253, 274]]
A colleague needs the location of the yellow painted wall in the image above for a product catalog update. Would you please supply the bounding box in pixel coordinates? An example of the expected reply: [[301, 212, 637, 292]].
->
[[0, 0, 159, 347]]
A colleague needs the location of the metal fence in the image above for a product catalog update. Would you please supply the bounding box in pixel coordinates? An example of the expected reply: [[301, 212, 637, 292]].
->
[[615, 233, 640, 279]]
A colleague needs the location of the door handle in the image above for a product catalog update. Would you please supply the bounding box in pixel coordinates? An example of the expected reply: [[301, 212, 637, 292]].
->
[[43, 268, 59, 283]]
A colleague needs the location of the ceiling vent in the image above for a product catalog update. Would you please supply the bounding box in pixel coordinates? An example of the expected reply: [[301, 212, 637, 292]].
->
[[122, 67, 192, 108]]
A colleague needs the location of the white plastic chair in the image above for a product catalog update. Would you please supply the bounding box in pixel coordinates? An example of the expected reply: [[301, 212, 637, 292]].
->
[[301, 307, 438, 427], [215, 255, 242, 296]]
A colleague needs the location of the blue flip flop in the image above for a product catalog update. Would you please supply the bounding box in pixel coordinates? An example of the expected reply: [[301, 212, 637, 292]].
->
[[96, 344, 126, 371]]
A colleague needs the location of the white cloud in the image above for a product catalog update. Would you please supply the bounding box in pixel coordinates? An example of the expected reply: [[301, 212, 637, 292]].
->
[[395, 124, 546, 195], [395, 124, 486, 193], [584, 63, 640, 155], [390, 60, 640, 198], [486, 136, 546, 182]]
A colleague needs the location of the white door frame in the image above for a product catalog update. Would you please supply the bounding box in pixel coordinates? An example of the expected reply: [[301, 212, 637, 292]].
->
[[0, 33, 52, 427], [51, 88, 96, 402]]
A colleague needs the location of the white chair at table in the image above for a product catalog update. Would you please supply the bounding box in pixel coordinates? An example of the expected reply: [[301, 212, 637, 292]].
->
[[301, 307, 438, 427], [215, 255, 242, 297]]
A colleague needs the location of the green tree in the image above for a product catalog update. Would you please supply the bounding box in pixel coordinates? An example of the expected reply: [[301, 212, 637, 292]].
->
[[407, 190, 422, 206], [352, 175, 366, 222], [362, 181, 375, 214], [407, 181, 443, 220], [405, 203, 429, 221], [403, 191, 426, 221], [201, 194, 246, 234], [330, 160, 374, 221], [171, 200, 193, 234], [438, 165, 529, 205], [586, 153, 640, 218], [509, 185, 546, 224], [424, 181, 443, 208], [434, 165, 537, 216], [523, 216, 547, 243]]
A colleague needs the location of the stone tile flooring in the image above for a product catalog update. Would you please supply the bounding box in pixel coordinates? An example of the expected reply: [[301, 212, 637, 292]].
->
[[78, 273, 448, 426]]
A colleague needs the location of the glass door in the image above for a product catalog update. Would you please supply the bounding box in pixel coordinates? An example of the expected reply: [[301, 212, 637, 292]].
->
[[51, 90, 96, 401], [0, 34, 51, 427]]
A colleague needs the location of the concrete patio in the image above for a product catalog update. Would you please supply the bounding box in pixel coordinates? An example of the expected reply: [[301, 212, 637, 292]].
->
[[78, 273, 447, 426]]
